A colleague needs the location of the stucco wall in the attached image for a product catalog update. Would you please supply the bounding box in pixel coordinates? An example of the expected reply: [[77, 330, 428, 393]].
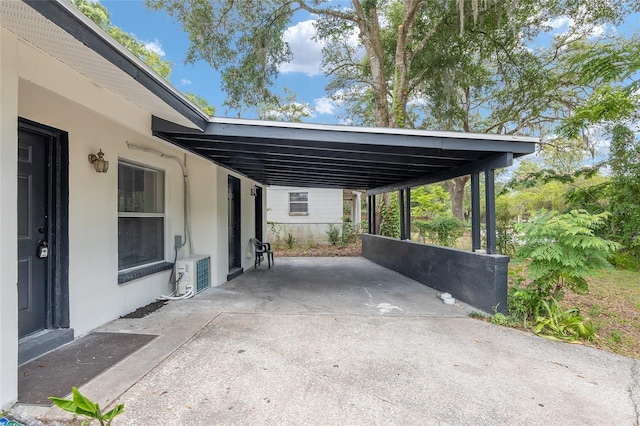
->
[[0, 28, 20, 408], [18, 79, 186, 335], [215, 169, 261, 284], [266, 186, 343, 243], [0, 31, 263, 407]]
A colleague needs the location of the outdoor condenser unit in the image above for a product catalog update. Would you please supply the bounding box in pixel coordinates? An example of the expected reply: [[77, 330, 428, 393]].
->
[[175, 255, 211, 296]]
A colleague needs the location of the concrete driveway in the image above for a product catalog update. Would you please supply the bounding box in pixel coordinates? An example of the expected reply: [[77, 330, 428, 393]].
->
[[15, 257, 640, 425]]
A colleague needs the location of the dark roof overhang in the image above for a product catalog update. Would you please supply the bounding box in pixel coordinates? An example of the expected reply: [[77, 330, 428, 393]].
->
[[152, 116, 537, 194]]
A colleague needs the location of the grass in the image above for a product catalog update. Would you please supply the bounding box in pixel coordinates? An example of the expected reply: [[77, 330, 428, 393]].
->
[[562, 268, 640, 359], [272, 236, 362, 257]]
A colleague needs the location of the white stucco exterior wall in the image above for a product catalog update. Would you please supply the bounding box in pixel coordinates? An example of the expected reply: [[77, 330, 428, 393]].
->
[[0, 28, 20, 409], [0, 32, 263, 407], [215, 168, 262, 284], [18, 80, 182, 336], [266, 186, 343, 243], [187, 158, 219, 274]]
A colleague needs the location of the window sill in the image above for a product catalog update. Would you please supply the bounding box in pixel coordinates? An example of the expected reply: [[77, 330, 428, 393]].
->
[[289, 213, 309, 216], [118, 262, 173, 284]]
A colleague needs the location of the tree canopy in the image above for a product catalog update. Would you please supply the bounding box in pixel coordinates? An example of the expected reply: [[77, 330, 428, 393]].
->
[[145, 0, 639, 223], [73, 0, 173, 79]]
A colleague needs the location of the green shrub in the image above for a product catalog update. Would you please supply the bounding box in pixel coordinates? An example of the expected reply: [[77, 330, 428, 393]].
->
[[607, 250, 640, 271], [515, 209, 620, 298], [285, 232, 296, 249], [341, 219, 356, 244], [496, 223, 519, 256], [507, 284, 544, 327], [420, 216, 465, 247], [379, 195, 400, 238], [327, 224, 340, 245], [533, 299, 595, 342]]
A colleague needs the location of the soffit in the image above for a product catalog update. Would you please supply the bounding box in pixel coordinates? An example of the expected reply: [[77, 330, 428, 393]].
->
[[0, 0, 204, 129], [153, 117, 538, 192]]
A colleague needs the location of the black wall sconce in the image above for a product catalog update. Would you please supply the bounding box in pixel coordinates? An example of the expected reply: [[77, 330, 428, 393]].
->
[[88, 149, 109, 173]]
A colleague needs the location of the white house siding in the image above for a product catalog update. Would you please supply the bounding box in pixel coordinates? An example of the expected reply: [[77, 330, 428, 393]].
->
[[0, 30, 262, 407], [266, 186, 343, 244]]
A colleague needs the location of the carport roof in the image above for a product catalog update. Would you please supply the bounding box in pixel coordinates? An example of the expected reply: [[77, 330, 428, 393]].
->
[[152, 117, 537, 194]]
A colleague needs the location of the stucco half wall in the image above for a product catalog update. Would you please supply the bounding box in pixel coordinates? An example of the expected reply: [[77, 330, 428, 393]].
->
[[362, 234, 509, 314]]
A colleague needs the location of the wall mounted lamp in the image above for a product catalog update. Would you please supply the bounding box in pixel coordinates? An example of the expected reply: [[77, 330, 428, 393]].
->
[[251, 186, 258, 197], [88, 149, 109, 173]]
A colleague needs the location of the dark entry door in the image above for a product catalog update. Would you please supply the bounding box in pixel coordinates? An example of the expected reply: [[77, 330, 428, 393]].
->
[[18, 128, 49, 338], [228, 176, 241, 271]]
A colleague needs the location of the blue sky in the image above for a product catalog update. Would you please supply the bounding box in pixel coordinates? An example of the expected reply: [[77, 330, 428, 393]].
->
[[102, 1, 331, 120], [101, 1, 639, 125]]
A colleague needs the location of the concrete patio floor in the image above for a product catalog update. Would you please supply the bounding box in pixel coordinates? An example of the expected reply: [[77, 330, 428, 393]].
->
[[13, 257, 640, 425]]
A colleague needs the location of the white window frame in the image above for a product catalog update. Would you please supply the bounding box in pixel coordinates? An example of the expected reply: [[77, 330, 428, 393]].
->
[[289, 191, 309, 216], [118, 160, 166, 272]]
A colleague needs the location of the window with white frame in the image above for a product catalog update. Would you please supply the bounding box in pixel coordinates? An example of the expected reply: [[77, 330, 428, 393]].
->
[[289, 192, 308, 215], [118, 161, 165, 270]]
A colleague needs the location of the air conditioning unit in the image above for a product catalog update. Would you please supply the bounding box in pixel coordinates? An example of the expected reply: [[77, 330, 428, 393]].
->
[[175, 255, 211, 296]]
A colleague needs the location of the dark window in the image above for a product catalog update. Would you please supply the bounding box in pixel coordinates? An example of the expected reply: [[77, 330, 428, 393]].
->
[[118, 161, 165, 270], [289, 192, 308, 215]]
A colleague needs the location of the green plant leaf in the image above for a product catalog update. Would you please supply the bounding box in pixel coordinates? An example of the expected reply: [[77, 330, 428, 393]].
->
[[102, 404, 125, 421], [72, 387, 100, 416], [48, 396, 77, 413]]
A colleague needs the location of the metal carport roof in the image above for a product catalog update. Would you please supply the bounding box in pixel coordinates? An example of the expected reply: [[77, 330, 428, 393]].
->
[[152, 116, 537, 194]]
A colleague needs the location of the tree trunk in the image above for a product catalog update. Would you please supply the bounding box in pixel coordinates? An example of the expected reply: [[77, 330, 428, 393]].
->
[[444, 176, 469, 221], [374, 192, 392, 234], [352, 0, 389, 128]]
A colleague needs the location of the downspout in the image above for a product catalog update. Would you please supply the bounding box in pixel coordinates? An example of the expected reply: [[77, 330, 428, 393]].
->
[[126, 142, 194, 256]]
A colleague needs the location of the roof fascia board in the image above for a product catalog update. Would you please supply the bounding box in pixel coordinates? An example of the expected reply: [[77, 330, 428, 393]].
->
[[208, 117, 539, 143], [154, 116, 537, 155], [205, 121, 536, 154], [24, 0, 208, 130], [367, 153, 513, 195]]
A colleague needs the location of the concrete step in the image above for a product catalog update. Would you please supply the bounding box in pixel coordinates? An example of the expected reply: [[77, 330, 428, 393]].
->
[[18, 328, 74, 365]]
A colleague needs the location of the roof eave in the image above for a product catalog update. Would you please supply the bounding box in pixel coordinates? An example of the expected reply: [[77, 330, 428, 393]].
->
[[23, 0, 209, 130]]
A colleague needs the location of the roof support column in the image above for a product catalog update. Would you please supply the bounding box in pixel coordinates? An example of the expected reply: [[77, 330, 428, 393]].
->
[[485, 169, 497, 254], [471, 172, 481, 252], [399, 190, 406, 240], [404, 189, 411, 240], [368, 195, 376, 235]]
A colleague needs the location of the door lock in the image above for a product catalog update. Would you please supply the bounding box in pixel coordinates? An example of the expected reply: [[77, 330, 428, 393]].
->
[[38, 240, 49, 259]]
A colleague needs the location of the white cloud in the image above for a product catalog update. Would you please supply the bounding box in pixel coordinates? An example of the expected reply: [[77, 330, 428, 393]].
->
[[545, 13, 610, 43], [587, 25, 606, 38], [279, 18, 363, 76], [546, 16, 573, 29], [279, 20, 324, 76], [314, 97, 336, 115], [180, 78, 192, 86], [144, 39, 165, 57]]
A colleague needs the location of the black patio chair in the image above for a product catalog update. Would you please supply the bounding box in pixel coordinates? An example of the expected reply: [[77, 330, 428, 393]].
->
[[250, 238, 274, 269]]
